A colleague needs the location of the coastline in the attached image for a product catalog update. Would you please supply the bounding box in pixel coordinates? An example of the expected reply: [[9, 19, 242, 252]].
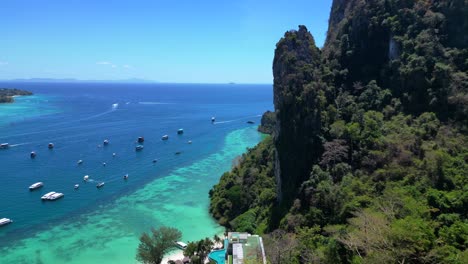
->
[[0, 127, 261, 264]]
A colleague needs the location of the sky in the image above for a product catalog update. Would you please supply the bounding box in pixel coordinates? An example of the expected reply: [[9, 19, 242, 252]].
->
[[0, 0, 333, 84]]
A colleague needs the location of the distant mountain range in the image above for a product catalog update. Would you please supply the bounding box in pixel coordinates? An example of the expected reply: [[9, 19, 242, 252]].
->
[[1, 78, 157, 83]]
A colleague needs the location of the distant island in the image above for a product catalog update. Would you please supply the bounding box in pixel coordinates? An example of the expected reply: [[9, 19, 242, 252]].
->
[[0, 88, 33, 103]]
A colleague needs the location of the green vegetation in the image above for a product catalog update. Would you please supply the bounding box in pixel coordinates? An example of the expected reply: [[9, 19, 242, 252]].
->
[[210, 0, 467, 263], [136, 226, 182, 264], [183, 237, 216, 264], [0, 88, 33, 103], [257, 110, 276, 134]]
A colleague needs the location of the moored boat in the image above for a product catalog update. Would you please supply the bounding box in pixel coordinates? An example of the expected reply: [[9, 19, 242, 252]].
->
[[162, 135, 169, 140], [103, 139, 109, 145], [77, 159, 83, 165], [177, 128, 184, 134], [0, 218, 13, 226], [30, 151, 37, 158], [96, 182, 105, 188], [41, 191, 56, 200], [175, 241, 188, 250], [135, 145, 144, 151], [83, 175, 89, 181], [48, 143, 54, 149], [29, 182, 44, 191], [48, 192, 64, 200], [74, 184, 79, 189], [211, 117, 216, 122], [123, 174, 129, 180], [247, 121, 255, 124], [137, 136, 145, 143]]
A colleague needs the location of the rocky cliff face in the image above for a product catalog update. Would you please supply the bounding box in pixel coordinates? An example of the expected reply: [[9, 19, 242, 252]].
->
[[272, 26, 323, 202]]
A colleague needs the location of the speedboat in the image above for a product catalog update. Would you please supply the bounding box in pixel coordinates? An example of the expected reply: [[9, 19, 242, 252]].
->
[[83, 175, 89, 181], [48, 192, 64, 200], [96, 182, 105, 188], [0, 218, 13, 226], [0, 143, 9, 149], [188, 140, 192, 144], [177, 129, 184, 134], [123, 174, 129, 180], [29, 182, 44, 191], [77, 159, 83, 165], [103, 139, 109, 145], [48, 143, 54, 149], [74, 184, 79, 189], [30, 151, 37, 158], [137, 136, 145, 143], [41, 191, 56, 200], [135, 145, 144, 151], [175, 241, 187, 250], [162, 135, 169, 140]]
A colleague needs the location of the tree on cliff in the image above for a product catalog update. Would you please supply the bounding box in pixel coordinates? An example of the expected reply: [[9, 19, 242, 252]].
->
[[136, 226, 182, 264]]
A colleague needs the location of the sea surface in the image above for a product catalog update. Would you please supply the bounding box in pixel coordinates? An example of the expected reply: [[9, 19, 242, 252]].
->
[[0, 82, 272, 263]]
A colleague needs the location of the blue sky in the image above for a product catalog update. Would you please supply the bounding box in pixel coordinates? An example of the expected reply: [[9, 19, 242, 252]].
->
[[0, 0, 332, 83]]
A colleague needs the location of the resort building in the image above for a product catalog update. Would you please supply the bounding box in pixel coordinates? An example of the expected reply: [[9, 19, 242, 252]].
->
[[209, 232, 267, 264]]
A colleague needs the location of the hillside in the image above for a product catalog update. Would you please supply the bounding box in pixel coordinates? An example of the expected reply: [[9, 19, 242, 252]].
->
[[0, 88, 33, 103], [210, 0, 467, 263]]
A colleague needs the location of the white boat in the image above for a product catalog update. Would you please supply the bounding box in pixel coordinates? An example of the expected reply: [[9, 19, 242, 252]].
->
[[0, 143, 9, 149], [0, 218, 13, 226], [135, 145, 144, 151], [162, 135, 169, 140], [211, 117, 216, 122], [29, 182, 44, 190], [74, 184, 79, 189], [188, 140, 192, 144], [175, 241, 188, 249], [41, 191, 56, 200], [48, 143, 54, 149], [103, 139, 109, 145], [177, 128, 184, 134], [123, 174, 129, 180], [77, 159, 83, 165], [96, 182, 105, 188], [30, 151, 37, 158], [83, 175, 89, 181], [112, 153, 116, 157], [48, 192, 64, 200]]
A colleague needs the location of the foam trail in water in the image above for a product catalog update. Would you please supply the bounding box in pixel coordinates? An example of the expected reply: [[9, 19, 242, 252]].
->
[[213, 114, 262, 124], [138, 102, 173, 105]]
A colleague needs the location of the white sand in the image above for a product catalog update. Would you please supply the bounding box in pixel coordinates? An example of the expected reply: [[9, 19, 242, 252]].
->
[[161, 250, 185, 263]]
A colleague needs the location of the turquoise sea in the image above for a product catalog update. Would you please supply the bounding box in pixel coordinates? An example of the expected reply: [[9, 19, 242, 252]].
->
[[0, 82, 272, 263]]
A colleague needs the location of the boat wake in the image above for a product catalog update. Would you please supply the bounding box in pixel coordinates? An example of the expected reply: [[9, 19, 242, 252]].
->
[[138, 102, 173, 105], [213, 114, 262, 124]]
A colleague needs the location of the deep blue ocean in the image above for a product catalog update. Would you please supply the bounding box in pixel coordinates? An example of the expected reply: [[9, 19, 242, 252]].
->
[[0, 82, 272, 263]]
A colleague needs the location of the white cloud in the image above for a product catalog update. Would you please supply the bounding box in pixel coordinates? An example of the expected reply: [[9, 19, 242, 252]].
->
[[96, 61, 112, 65]]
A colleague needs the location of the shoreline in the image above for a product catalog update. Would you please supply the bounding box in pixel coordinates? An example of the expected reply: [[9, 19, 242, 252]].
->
[[161, 232, 225, 264]]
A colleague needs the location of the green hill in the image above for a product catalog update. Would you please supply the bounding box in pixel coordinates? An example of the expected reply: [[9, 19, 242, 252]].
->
[[210, 0, 467, 263]]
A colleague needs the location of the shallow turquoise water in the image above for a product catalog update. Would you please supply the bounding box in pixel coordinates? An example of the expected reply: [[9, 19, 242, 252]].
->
[[0, 127, 260, 263], [0, 82, 272, 263]]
